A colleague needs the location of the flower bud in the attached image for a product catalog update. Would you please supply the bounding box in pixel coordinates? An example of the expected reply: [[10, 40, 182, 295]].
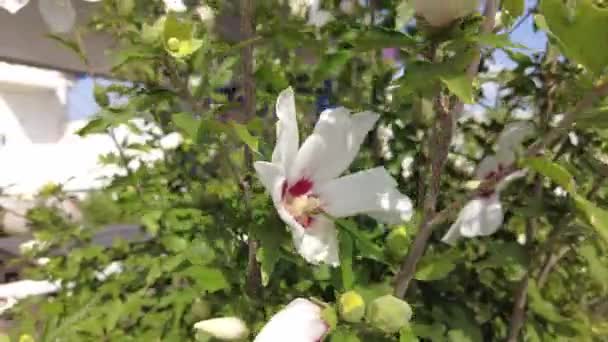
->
[[338, 291, 365, 323], [194, 317, 249, 341], [387, 227, 409, 259], [413, 0, 479, 27], [190, 298, 211, 320], [366, 295, 412, 333], [167, 37, 181, 51]]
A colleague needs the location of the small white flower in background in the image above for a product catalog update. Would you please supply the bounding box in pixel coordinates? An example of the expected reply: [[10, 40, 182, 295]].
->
[[441, 122, 534, 245], [376, 123, 394, 161], [255, 88, 413, 266], [159, 132, 183, 150], [194, 317, 249, 341], [401, 155, 415, 180], [554, 186, 568, 198], [288, 0, 333, 28], [413, 0, 479, 27], [254, 298, 328, 342], [568, 132, 579, 146], [0, 0, 102, 33], [0, 296, 18, 315], [163, 0, 186, 12], [196, 4, 215, 25], [94, 261, 124, 281]]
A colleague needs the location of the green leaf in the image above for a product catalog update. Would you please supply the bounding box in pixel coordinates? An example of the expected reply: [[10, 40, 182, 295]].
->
[[415, 250, 460, 281], [314, 51, 353, 83], [46, 34, 88, 65], [75, 117, 110, 136], [473, 33, 526, 49], [541, 0, 608, 74], [574, 106, 608, 129], [503, 0, 525, 17], [339, 230, 355, 290], [579, 244, 608, 288], [441, 74, 475, 104], [257, 246, 280, 286], [527, 280, 567, 323], [141, 210, 163, 236], [349, 27, 417, 52], [400, 325, 419, 342], [330, 327, 361, 342], [396, 1, 415, 30], [161, 236, 189, 252], [336, 219, 386, 263], [411, 323, 447, 341], [183, 266, 230, 293], [524, 157, 576, 193], [574, 194, 608, 243], [230, 121, 259, 154], [173, 112, 200, 138]]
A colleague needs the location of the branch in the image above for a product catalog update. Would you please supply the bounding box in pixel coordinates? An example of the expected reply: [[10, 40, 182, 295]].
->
[[393, 0, 498, 299], [537, 245, 571, 289], [240, 0, 262, 298]]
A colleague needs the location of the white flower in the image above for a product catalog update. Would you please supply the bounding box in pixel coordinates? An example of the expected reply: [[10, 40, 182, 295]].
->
[[288, 0, 334, 28], [163, 0, 186, 12], [376, 123, 394, 161], [1, 0, 102, 33], [254, 88, 413, 266], [413, 0, 479, 27], [194, 317, 249, 341], [254, 298, 328, 342], [401, 155, 415, 180], [94, 261, 124, 281], [442, 122, 534, 245], [196, 4, 215, 24], [0, 280, 60, 300], [159, 132, 183, 150]]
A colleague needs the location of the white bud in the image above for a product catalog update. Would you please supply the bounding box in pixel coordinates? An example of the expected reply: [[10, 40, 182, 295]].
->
[[194, 317, 249, 341], [159, 132, 183, 150]]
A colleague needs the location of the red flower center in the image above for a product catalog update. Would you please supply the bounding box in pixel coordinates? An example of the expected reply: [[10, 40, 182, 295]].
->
[[281, 178, 320, 228]]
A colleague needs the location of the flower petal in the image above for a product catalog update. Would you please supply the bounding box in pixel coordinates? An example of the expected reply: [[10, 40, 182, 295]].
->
[[254, 161, 284, 198], [163, 0, 187, 12], [497, 121, 535, 152], [254, 298, 328, 342], [475, 155, 499, 180], [440, 223, 463, 246], [457, 195, 504, 238], [288, 109, 379, 185], [38, 0, 76, 33], [0, 0, 29, 14], [291, 215, 340, 266], [272, 87, 299, 173], [318, 167, 412, 224]]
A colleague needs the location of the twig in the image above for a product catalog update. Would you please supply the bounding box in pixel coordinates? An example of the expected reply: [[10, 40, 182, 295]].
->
[[537, 246, 571, 289], [240, 0, 262, 298], [393, 0, 498, 299], [508, 10, 534, 35], [506, 178, 541, 342]]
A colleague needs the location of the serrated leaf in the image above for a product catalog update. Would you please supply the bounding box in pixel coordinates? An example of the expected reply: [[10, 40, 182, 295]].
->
[[524, 157, 576, 193], [161, 235, 188, 252], [257, 246, 280, 286], [442, 74, 475, 104], [141, 210, 163, 236], [528, 280, 567, 323], [349, 27, 417, 52], [183, 266, 230, 293], [330, 327, 361, 342], [415, 250, 460, 281]]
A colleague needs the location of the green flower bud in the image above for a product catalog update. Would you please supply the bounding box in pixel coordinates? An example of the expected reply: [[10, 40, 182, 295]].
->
[[387, 227, 409, 259], [338, 291, 365, 323], [191, 298, 211, 320], [167, 37, 181, 51], [366, 295, 412, 333]]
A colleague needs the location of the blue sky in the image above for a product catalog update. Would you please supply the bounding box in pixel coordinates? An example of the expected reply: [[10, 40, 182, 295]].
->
[[66, 0, 547, 120]]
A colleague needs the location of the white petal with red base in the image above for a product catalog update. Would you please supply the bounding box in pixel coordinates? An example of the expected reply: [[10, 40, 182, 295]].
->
[[254, 298, 328, 342]]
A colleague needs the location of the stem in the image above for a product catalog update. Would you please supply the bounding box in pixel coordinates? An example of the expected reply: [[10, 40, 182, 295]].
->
[[393, 0, 498, 299], [537, 246, 570, 289], [240, 0, 262, 298]]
